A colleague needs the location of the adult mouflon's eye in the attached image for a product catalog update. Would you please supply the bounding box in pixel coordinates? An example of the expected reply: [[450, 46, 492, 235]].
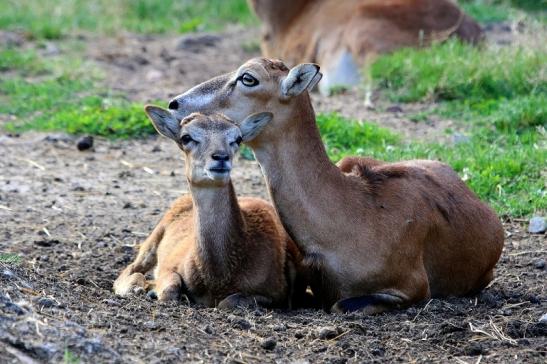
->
[[241, 73, 259, 87], [231, 136, 242, 147], [180, 134, 194, 145]]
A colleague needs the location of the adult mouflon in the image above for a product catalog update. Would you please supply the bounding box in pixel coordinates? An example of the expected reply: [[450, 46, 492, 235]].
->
[[164, 57, 504, 314]]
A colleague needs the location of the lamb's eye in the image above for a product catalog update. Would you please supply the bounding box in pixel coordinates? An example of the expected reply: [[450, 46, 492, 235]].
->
[[180, 135, 194, 145], [241, 73, 259, 87]]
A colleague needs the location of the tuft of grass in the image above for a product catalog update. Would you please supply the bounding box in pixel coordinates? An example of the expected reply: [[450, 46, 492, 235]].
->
[[458, 0, 547, 23], [63, 348, 79, 364], [0, 48, 49, 75], [459, 0, 512, 23], [2, 76, 154, 138], [0, 253, 22, 264], [372, 40, 546, 103], [317, 113, 400, 161], [0, 0, 255, 39], [0, 50, 154, 138]]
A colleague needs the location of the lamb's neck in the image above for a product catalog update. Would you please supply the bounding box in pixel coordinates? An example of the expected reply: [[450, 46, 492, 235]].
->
[[190, 182, 245, 273], [252, 96, 349, 253]]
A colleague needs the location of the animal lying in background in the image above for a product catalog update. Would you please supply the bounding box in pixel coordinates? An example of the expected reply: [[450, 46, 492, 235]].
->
[[114, 111, 305, 309], [166, 57, 504, 314], [248, 0, 483, 99]]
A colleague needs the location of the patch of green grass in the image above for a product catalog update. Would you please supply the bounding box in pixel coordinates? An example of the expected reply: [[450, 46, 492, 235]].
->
[[2, 76, 153, 138], [0, 0, 255, 39], [372, 40, 545, 103], [0, 253, 21, 264], [63, 348, 79, 364], [459, 0, 512, 23], [0, 48, 49, 75], [458, 0, 546, 23], [317, 113, 400, 161]]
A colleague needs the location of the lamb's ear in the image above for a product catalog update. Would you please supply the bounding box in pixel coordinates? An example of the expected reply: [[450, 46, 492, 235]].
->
[[144, 105, 180, 141], [240, 112, 273, 142], [281, 63, 321, 97]]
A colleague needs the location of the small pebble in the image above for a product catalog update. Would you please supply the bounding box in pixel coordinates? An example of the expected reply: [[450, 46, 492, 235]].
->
[[528, 216, 546, 234], [317, 326, 338, 340], [272, 324, 286, 332], [76, 136, 94, 151], [465, 342, 485, 356], [35, 297, 56, 308], [386, 105, 403, 113], [534, 259, 545, 270], [260, 337, 277, 350], [146, 290, 158, 300], [1, 269, 15, 280], [452, 132, 470, 145], [102, 299, 121, 307], [228, 315, 251, 330], [143, 321, 159, 330]]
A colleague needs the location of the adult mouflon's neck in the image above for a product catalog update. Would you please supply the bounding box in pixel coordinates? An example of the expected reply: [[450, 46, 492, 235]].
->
[[190, 182, 245, 273], [251, 95, 351, 253]]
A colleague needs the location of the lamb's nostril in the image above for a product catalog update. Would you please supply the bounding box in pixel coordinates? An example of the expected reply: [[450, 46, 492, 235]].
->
[[168, 99, 179, 110], [211, 153, 229, 162]]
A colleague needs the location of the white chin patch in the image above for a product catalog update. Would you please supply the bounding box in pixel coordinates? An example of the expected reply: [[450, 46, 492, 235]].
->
[[319, 50, 361, 96]]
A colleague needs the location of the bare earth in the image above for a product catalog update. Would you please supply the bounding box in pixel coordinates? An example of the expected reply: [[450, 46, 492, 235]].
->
[[1, 24, 546, 363]]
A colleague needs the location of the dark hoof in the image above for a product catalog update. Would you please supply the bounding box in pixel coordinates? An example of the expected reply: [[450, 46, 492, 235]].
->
[[331, 294, 404, 315], [218, 294, 254, 310], [147, 290, 158, 300]]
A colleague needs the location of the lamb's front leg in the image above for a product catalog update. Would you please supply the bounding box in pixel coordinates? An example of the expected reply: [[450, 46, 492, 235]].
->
[[217, 293, 273, 310], [113, 226, 165, 296]]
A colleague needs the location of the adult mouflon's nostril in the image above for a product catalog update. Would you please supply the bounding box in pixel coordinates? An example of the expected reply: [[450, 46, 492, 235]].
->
[[168, 99, 179, 110], [211, 152, 229, 162]]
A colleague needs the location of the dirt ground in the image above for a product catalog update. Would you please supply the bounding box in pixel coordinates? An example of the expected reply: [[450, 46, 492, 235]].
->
[[1, 24, 546, 363]]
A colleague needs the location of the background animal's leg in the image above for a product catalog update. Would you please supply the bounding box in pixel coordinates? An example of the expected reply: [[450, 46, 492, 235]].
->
[[331, 292, 407, 314], [362, 53, 378, 110], [155, 271, 183, 301], [113, 226, 165, 296], [217, 293, 273, 310], [318, 48, 361, 96]]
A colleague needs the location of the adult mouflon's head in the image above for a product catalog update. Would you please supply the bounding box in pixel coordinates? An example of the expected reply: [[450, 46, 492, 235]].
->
[[144, 106, 272, 187], [166, 58, 321, 142]]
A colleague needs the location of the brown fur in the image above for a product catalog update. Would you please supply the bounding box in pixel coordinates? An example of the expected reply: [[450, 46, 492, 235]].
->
[[166, 58, 504, 313], [114, 113, 303, 308], [249, 0, 483, 68]]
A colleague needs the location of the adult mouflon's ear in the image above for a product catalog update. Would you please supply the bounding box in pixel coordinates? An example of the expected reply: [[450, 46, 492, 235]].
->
[[144, 105, 180, 141], [240, 112, 273, 142], [280, 63, 322, 97]]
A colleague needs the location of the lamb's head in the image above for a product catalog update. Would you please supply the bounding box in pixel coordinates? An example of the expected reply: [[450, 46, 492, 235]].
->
[[144, 106, 272, 187], [166, 58, 321, 144]]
